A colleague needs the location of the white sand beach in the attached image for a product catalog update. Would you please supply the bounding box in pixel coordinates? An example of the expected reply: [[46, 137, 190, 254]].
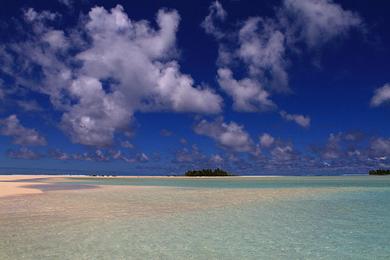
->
[[0, 175, 64, 198]]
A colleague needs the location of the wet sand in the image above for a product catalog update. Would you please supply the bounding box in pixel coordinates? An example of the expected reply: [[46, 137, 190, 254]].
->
[[0, 176, 52, 198], [0, 175, 350, 221], [0, 175, 98, 198], [0, 175, 278, 198]]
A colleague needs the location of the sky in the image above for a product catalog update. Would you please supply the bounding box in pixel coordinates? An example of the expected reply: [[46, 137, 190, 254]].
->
[[0, 0, 389, 175]]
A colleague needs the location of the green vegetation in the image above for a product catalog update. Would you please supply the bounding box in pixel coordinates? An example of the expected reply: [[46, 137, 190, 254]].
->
[[369, 169, 390, 175], [184, 168, 232, 177]]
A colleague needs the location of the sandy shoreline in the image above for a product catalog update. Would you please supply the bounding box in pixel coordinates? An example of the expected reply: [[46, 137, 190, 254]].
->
[[0, 174, 373, 198], [0, 174, 277, 198], [0, 176, 46, 198], [0, 174, 285, 179], [0, 175, 78, 198]]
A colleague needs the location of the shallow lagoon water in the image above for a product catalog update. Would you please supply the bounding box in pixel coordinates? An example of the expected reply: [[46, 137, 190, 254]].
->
[[0, 176, 389, 259]]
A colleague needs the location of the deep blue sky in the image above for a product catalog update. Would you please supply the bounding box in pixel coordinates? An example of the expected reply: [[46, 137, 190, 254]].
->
[[0, 0, 389, 175]]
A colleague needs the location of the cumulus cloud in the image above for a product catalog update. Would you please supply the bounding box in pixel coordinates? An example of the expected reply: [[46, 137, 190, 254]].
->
[[201, 0, 227, 39], [237, 17, 289, 93], [214, 17, 289, 110], [203, 0, 361, 113], [61, 76, 131, 146], [48, 147, 150, 163], [1, 5, 223, 146], [174, 145, 206, 163], [280, 110, 311, 128], [138, 153, 149, 162], [259, 133, 275, 148], [312, 132, 368, 162], [7, 147, 41, 160], [210, 154, 224, 164], [23, 7, 58, 22], [110, 151, 149, 163], [57, 0, 73, 8], [217, 68, 276, 112], [95, 149, 110, 161], [173, 145, 227, 169], [110, 149, 149, 162], [121, 141, 134, 149], [270, 144, 296, 161], [193, 117, 253, 152], [371, 83, 390, 107], [179, 129, 390, 173], [49, 149, 70, 160], [320, 133, 343, 159], [282, 0, 362, 47], [0, 115, 47, 146], [369, 138, 390, 157], [16, 100, 42, 112]]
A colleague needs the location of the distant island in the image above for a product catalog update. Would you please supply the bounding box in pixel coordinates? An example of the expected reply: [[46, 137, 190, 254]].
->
[[185, 168, 232, 177], [369, 169, 390, 175]]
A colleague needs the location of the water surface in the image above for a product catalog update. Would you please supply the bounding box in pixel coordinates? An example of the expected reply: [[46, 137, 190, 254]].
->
[[0, 176, 389, 259]]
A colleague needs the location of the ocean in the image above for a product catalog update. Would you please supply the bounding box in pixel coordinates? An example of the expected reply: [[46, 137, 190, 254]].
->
[[0, 176, 389, 259]]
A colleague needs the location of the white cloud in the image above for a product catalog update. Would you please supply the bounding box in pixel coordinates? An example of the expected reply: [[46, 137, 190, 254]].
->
[[214, 17, 289, 109], [259, 133, 275, 148], [193, 117, 253, 152], [203, 2, 287, 112], [210, 154, 224, 164], [237, 17, 289, 93], [23, 8, 58, 23], [201, 0, 227, 39], [57, 0, 73, 8], [137, 153, 149, 162], [217, 68, 276, 112], [61, 76, 131, 146], [173, 145, 226, 167], [203, 0, 361, 114], [121, 140, 134, 149], [280, 110, 311, 128], [42, 30, 69, 50], [48, 148, 150, 163], [371, 83, 390, 107], [7, 147, 41, 160], [174, 145, 206, 163], [321, 133, 343, 159], [0, 115, 47, 146], [49, 149, 70, 160], [16, 100, 42, 112], [370, 138, 390, 157], [271, 144, 295, 161], [282, 0, 362, 47], [95, 149, 109, 161], [1, 5, 223, 147], [121, 152, 149, 163]]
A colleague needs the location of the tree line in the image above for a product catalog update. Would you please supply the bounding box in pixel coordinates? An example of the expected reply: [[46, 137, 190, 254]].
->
[[185, 168, 232, 177], [369, 169, 390, 175]]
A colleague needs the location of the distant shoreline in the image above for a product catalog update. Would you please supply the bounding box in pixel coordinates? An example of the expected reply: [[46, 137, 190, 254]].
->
[[0, 174, 382, 199], [0, 174, 373, 178]]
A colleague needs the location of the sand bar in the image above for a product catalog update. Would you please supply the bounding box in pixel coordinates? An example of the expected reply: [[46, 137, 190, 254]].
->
[[0, 175, 62, 198]]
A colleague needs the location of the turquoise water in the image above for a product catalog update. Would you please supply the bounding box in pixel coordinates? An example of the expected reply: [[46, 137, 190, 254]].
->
[[0, 176, 389, 259], [71, 175, 390, 188]]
